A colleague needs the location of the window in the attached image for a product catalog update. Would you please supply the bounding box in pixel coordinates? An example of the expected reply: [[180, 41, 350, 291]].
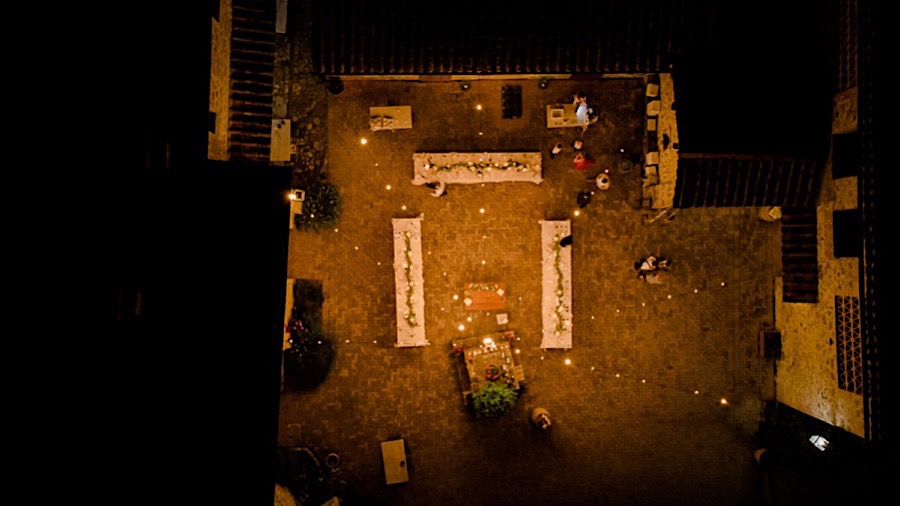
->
[[836, 295, 862, 395]]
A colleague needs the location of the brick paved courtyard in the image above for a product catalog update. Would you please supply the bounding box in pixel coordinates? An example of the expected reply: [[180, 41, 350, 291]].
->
[[279, 77, 782, 505]]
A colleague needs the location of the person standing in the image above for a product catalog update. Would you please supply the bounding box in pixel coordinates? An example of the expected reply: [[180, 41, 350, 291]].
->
[[574, 91, 590, 132]]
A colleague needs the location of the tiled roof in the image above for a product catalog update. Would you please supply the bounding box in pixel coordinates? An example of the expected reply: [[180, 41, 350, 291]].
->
[[312, 0, 712, 75]]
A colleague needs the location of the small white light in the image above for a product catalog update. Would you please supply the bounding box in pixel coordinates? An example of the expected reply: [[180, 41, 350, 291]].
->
[[667, 294, 672, 299], [360, 138, 368, 145], [355, 246, 359, 250], [590, 366, 595, 371], [478, 132, 483, 136], [574, 210, 581, 216], [721, 282, 726, 287], [694, 390, 699, 395], [476, 104, 483, 110], [458, 324, 465, 331], [453, 294, 459, 300], [466, 317, 472, 322], [720, 398, 728, 405], [694, 289, 699, 293], [641, 379, 646, 383], [479, 208, 485, 214], [386, 184, 392, 190], [564, 358, 572, 365], [616, 373, 620, 378], [481, 260, 486, 265], [401, 205, 407, 210], [515, 349, 520, 354]]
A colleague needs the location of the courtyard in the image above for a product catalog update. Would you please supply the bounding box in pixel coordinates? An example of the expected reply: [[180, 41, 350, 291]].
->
[[277, 77, 782, 505]]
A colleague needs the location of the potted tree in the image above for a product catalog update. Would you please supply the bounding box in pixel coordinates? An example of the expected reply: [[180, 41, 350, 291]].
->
[[470, 382, 518, 418]]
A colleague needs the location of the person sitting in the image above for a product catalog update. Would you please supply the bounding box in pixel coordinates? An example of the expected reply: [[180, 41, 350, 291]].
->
[[424, 181, 447, 197]]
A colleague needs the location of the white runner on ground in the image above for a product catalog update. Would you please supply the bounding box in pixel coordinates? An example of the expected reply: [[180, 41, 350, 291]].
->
[[540, 220, 573, 349], [393, 216, 428, 347]]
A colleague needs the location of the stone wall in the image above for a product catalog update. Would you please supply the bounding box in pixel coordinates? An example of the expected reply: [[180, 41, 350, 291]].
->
[[208, 0, 231, 161], [774, 87, 863, 437], [274, 0, 328, 181]]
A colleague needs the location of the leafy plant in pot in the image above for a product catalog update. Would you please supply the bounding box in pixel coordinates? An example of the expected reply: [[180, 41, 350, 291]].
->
[[294, 181, 342, 232], [471, 381, 518, 418]]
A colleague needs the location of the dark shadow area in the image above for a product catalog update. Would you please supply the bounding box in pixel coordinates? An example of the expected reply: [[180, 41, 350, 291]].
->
[[674, 1, 834, 157]]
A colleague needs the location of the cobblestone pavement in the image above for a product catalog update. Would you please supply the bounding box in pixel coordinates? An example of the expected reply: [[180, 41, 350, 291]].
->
[[280, 78, 782, 506]]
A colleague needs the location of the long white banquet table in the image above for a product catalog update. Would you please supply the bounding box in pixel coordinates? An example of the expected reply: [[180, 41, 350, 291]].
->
[[540, 219, 573, 349], [393, 217, 428, 348], [412, 152, 543, 185]]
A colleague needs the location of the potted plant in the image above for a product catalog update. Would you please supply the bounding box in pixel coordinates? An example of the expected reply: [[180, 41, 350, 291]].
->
[[284, 280, 334, 390], [471, 381, 518, 418], [293, 181, 342, 232]]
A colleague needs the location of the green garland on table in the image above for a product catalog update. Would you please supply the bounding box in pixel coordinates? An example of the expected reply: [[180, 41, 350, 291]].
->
[[424, 158, 532, 177], [552, 235, 567, 335], [402, 231, 418, 328], [466, 282, 500, 293]]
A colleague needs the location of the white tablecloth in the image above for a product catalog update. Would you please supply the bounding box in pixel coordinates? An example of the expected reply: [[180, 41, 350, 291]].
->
[[393, 217, 427, 347], [412, 152, 542, 185], [540, 220, 572, 349]]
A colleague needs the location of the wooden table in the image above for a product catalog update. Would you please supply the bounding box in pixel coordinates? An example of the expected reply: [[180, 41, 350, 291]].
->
[[463, 281, 507, 311], [451, 331, 525, 402], [381, 439, 410, 485]]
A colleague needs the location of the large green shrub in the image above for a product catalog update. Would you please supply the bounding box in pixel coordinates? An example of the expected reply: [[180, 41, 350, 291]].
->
[[284, 280, 334, 390], [471, 382, 518, 418], [294, 181, 342, 232]]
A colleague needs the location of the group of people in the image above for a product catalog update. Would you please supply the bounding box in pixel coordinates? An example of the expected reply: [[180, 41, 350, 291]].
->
[[551, 92, 600, 171], [634, 255, 671, 284]]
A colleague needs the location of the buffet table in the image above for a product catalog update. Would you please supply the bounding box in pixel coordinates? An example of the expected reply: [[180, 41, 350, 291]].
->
[[451, 331, 525, 402], [412, 152, 542, 185], [463, 281, 507, 311]]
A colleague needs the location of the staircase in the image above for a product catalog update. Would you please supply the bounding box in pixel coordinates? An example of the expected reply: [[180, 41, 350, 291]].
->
[[673, 156, 821, 208], [228, 0, 276, 163], [781, 207, 819, 303]]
